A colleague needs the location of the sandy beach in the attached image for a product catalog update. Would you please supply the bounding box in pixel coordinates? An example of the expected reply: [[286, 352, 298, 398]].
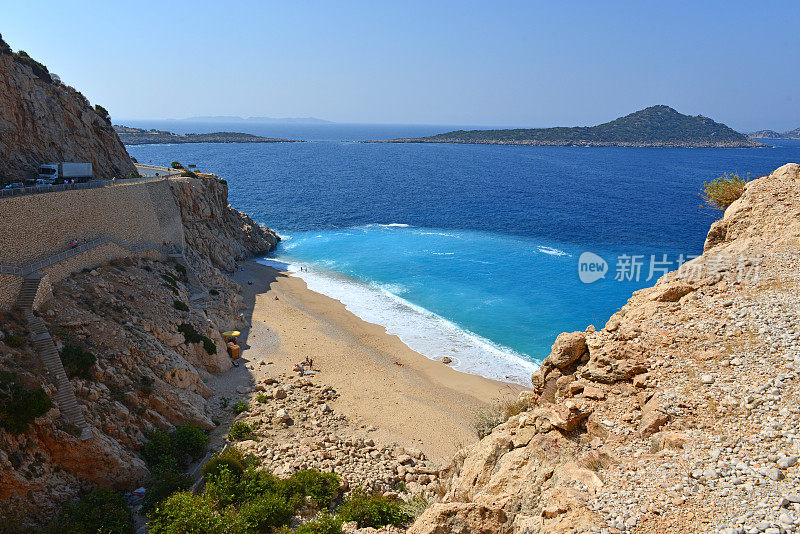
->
[[224, 260, 525, 461]]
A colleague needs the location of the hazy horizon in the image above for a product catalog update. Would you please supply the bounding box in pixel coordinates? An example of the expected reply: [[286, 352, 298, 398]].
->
[[4, 1, 800, 131]]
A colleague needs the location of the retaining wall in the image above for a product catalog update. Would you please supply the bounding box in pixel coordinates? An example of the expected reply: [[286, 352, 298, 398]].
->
[[0, 180, 182, 310]]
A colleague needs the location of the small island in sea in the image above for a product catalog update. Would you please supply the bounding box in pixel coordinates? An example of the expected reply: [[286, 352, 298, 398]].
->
[[374, 105, 764, 148], [113, 125, 299, 145], [748, 127, 800, 140]]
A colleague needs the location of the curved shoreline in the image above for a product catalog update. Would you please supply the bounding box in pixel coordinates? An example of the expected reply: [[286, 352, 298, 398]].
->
[[230, 260, 525, 461]]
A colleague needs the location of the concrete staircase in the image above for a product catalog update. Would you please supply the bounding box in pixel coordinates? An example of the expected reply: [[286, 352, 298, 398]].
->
[[16, 275, 92, 440]]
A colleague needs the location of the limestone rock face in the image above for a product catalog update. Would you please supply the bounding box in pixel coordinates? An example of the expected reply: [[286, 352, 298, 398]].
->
[[170, 174, 279, 271], [0, 36, 135, 180]]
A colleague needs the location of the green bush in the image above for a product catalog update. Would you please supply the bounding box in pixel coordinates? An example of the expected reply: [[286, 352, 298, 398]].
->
[[174, 263, 187, 276], [182, 170, 198, 178], [338, 490, 411, 528], [171, 423, 209, 462], [50, 488, 133, 534], [170, 161, 184, 170], [173, 300, 189, 312], [13, 50, 52, 82], [0, 372, 52, 433], [290, 470, 340, 509], [178, 323, 217, 355], [473, 397, 530, 439], [141, 469, 193, 514], [60, 344, 96, 379], [232, 400, 249, 415], [4, 334, 23, 348], [228, 421, 253, 441], [94, 104, 110, 121], [294, 511, 344, 534], [233, 493, 296, 531], [256, 392, 269, 403], [142, 424, 207, 470], [147, 492, 223, 534], [700, 172, 748, 212], [202, 448, 246, 480], [209, 289, 220, 296], [205, 466, 245, 508]]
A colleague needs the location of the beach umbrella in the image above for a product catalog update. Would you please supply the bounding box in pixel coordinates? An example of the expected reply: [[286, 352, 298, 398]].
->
[[221, 330, 240, 339]]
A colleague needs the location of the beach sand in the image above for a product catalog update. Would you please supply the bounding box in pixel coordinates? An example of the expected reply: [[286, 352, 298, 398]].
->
[[227, 261, 526, 462]]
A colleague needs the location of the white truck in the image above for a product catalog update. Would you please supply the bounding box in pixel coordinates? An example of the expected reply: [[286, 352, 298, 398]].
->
[[38, 162, 93, 183]]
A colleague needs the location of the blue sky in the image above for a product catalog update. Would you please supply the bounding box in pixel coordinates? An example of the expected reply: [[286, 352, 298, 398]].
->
[[3, 1, 799, 130]]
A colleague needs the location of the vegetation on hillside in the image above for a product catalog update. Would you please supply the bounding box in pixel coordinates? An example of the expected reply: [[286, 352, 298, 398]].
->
[[700, 172, 749, 213], [0, 371, 52, 433]]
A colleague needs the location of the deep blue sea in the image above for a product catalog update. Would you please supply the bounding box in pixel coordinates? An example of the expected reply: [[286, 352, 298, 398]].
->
[[125, 120, 800, 384]]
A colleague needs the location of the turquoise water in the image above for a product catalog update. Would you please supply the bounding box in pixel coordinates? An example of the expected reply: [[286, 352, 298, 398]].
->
[[127, 123, 800, 384]]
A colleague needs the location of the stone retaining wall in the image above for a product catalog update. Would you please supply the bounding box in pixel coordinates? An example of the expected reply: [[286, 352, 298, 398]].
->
[[0, 180, 182, 310]]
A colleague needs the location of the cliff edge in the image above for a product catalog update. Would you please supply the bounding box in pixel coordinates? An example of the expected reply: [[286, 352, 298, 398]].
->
[[410, 163, 800, 533], [0, 35, 135, 180]]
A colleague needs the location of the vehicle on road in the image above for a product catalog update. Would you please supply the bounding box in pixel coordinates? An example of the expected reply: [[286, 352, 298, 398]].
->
[[38, 162, 93, 183]]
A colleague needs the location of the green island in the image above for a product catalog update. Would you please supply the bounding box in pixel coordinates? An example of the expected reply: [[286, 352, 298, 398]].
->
[[376, 105, 764, 148], [114, 125, 300, 145]]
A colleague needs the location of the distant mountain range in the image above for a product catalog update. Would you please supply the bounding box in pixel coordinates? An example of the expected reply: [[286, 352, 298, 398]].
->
[[181, 116, 333, 124], [748, 128, 800, 140], [374, 106, 763, 148], [113, 125, 299, 145]]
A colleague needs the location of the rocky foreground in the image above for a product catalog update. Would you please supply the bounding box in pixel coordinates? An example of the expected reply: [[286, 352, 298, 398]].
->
[[408, 163, 800, 533]]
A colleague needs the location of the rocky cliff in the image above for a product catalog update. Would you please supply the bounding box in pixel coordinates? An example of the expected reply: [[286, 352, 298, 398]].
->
[[410, 163, 800, 533], [169, 173, 280, 272], [0, 35, 136, 180], [0, 171, 280, 526]]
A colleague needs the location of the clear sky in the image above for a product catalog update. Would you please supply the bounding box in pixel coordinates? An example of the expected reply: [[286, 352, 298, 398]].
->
[[3, 1, 799, 130]]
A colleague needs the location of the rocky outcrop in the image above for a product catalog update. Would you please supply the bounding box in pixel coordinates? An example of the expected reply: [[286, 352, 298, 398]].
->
[[0, 35, 136, 180], [0, 257, 246, 525], [411, 163, 800, 533], [169, 173, 279, 271]]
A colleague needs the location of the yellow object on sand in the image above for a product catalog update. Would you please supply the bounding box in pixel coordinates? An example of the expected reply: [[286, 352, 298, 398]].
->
[[221, 330, 241, 339]]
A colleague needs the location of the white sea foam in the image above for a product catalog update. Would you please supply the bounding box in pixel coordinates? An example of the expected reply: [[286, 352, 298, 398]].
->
[[537, 246, 569, 257], [259, 258, 538, 385]]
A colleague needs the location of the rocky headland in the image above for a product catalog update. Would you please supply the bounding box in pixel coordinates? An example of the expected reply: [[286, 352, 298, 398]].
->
[[114, 125, 300, 145]]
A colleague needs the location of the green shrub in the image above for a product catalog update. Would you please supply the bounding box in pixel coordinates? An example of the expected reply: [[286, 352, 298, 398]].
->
[[178, 323, 217, 355], [202, 448, 246, 480], [4, 334, 23, 348], [256, 392, 269, 403], [50, 488, 134, 534], [182, 170, 198, 178], [338, 490, 411, 528], [289, 470, 340, 509], [294, 511, 344, 534], [60, 344, 96, 379], [141, 428, 173, 468], [209, 289, 220, 296], [0, 372, 52, 433], [142, 424, 207, 470], [173, 300, 189, 312], [205, 466, 245, 508], [233, 493, 296, 531], [700, 172, 748, 213], [228, 421, 253, 441], [232, 400, 249, 415], [170, 161, 184, 169], [174, 263, 187, 276], [147, 492, 223, 534], [94, 104, 110, 120], [170, 423, 208, 462], [141, 469, 193, 514]]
